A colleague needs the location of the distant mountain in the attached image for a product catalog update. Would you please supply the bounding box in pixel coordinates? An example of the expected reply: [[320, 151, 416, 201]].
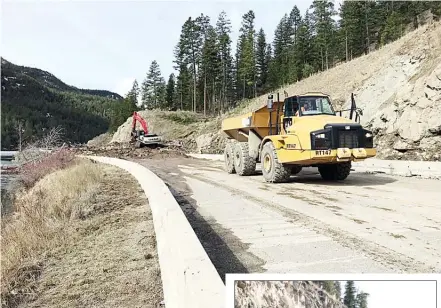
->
[[1, 58, 123, 100], [1, 58, 124, 150]]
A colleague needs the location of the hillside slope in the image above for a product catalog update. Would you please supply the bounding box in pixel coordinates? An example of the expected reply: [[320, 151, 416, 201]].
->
[[1, 58, 123, 100], [1, 59, 123, 150], [110, 22, 441, 161]]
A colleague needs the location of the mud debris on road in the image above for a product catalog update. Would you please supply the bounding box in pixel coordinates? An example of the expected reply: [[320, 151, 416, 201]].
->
[[74, 141, 188, 160]]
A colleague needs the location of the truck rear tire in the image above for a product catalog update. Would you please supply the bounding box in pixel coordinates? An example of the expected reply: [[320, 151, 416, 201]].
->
[[318, 162, 351, 181], [224, 142, 236, 174], [260, 142, 291, 183], [233, 142, 256, 176]]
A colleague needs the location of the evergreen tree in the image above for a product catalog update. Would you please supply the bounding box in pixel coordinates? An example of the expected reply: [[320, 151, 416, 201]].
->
[[141, 60, 166, 109], [126, 79, 140, 108], [216, 11, 234, 111], [309, 0, 338, 70], [355, 291, 369, 308], [334, 281, 342, 302], [255, 28, 268, 95], [344, 281, 357, 308], [175, 17, 203, 112], [175, 64, 192, 110], [236, 10, 256, 99], [200, 24, 220, 115], [381, 11, 404, 45], [295, 14, 314, 79], [166, 73, 176, 109], [272, 14, 292, 86]]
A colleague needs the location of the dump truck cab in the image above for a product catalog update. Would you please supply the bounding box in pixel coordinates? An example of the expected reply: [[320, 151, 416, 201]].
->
[[222, 92, 376, 183]]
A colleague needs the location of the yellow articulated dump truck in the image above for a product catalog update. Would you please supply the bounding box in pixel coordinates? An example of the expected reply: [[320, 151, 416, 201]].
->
[[221, 92, 376, 183]]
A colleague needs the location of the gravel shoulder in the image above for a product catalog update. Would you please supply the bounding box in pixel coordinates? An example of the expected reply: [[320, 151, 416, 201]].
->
[[23, 164, 163, 308], [137, 156, 441, 275]]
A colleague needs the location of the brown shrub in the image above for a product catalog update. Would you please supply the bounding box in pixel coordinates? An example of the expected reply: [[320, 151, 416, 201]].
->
[[18, 148, 76, 189]]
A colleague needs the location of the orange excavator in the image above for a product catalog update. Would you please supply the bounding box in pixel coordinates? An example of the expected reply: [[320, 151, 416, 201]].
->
[[130, 111, 162, 148]]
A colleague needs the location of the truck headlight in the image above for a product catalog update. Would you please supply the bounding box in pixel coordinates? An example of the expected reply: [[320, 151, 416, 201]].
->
[[365, 132, 372, 138], [315, 133, 326, 139]]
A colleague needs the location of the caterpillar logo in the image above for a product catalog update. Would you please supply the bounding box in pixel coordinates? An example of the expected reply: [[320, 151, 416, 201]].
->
[[315, 150, 331, 155]]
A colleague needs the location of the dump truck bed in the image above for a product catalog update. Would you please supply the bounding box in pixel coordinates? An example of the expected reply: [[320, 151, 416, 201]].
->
[[222, 102, 283, 141]]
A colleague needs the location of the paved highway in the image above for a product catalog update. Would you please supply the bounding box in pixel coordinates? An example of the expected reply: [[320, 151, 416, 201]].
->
[[135, 157, 441, 277]]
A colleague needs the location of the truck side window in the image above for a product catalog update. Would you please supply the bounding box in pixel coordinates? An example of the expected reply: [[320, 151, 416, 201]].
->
[[284, 97, 298, 117]]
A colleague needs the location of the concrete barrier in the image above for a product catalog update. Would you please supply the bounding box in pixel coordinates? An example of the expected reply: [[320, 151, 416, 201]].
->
[[83, 156, 224, 308], [187, 154, 441, 179], [352, 158, 441, 179]]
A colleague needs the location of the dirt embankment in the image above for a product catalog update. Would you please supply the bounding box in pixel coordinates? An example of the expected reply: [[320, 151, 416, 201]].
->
[[235, 281, 344, 308], [1, 159, 163, 308]]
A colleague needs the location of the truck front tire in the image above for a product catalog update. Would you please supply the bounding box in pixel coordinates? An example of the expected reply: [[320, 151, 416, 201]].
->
[[233, 142, 256, 176], [260, 142, 291, 183], [318, 162, 351, 181]]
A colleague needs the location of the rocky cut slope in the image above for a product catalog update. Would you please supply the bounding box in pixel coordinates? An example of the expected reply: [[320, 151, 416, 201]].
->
[[235, 281, 344, 308]]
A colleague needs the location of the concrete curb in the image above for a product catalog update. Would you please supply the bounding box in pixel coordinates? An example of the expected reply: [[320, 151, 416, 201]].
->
[[82, 155, 224, 308], [187, 154, 441, 180]]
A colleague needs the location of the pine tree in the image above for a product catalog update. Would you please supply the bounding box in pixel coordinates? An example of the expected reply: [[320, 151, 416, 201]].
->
[[141, 60, 166, 109], [381, 11, 403, 45], [175, 64, 192, 110], [126, 79, 140, 108], [309, 0, 338, 70], [166, 73, 176, 110], [255, 28, 268, 95], [334, 281, 342, 302], [272, 14, 291, 86], [344, 281, 357, 308], [236, 10, 256, 99], [295, 14, 314, 79], [215, 11, 234, 111], [200, 25, 220, 115], [175, 17, 203, 112], [355, 291, 369, 308]]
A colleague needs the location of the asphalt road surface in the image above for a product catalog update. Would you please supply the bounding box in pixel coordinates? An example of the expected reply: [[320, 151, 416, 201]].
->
[[135, 157, 441, 279]]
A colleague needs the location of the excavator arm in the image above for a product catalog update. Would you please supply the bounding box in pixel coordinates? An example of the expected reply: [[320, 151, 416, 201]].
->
[[132, 111, 149, 134]]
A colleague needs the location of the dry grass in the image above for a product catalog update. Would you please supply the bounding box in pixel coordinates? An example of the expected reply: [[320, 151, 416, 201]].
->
[[1, 159, 103, 307]]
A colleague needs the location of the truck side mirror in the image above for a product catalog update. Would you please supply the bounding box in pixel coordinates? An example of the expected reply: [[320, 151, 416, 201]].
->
[[267, 94, 274, 111]]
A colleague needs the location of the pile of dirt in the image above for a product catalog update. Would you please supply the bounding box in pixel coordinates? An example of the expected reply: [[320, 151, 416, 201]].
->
[[76, 142, 187, 160], [107, 109, 225, 154], [86, 132, 113, 147], [235, 281, 345, 308]]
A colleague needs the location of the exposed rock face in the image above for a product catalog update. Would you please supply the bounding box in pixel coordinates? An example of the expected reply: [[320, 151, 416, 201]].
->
[[235, 281, 345, 308], [351, 23, 441, 161]]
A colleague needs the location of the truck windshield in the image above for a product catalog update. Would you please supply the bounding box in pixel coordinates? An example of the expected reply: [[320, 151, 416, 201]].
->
[[298, 96, 335, 116]]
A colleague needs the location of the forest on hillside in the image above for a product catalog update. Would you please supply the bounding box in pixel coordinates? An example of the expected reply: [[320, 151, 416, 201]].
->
[[136, 0, 441, 115], [316, 280, 369, 308], [0, 59, 135, 150]]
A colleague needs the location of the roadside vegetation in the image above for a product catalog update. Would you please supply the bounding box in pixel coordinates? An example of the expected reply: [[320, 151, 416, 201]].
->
[[1, 129, 163, 307]]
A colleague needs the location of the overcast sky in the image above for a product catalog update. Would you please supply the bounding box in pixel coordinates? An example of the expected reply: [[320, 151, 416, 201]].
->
[[1, 0, 343, 96], [340, 280, 437, 308]]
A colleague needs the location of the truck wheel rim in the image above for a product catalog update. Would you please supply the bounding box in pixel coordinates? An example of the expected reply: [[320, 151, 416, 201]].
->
[[263, 154, 271, 172], [236, 152, 241, 167]]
